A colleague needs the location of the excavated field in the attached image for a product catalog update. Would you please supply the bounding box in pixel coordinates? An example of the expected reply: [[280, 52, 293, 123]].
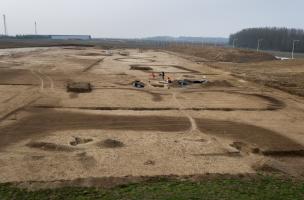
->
[[0, 47, 304, 187]]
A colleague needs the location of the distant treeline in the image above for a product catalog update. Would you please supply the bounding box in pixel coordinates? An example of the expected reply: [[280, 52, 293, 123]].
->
[[230, 27, 304, 52]]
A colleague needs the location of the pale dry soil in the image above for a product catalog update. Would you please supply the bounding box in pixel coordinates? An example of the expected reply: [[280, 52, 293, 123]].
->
[[0, 47, 304, 188]]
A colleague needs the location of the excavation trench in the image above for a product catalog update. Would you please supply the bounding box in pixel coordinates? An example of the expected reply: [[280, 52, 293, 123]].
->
[[130, 64, 200, 73], [195, 118, 304, 155], [115, 57, 156, 63], [0, 109, 191, 150], [92, 88, 165, 102], [180, 91, 286, 111], [82, 58, 104, 72]]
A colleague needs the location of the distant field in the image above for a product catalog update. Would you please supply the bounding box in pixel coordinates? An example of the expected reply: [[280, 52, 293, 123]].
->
[[261, 50, 304, 59], [166, 45, 276, 63], [208, 59, 304, 97]]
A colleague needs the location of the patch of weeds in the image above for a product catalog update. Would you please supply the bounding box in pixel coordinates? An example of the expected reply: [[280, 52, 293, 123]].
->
[[0, 176, 303, 200]]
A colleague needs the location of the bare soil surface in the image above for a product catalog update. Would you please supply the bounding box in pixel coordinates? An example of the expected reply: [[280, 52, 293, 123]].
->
[[166, 45, 276, 63], [195, 118, 304, 154], [0, 46, 304, 187], [0, 109, 190, 150], [207, 59, 304, 97]]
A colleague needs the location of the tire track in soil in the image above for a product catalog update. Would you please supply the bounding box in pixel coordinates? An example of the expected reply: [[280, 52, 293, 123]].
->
[[172, 92, 197, 132], [38, 68, 55, 92], [82, 58, 105, 72]]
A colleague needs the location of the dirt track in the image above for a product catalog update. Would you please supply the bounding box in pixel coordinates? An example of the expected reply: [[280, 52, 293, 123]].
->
[[0, 47, 304, 186]]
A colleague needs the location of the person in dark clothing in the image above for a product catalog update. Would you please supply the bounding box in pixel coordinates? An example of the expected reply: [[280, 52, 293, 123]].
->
[[160, 72, 165, 80]]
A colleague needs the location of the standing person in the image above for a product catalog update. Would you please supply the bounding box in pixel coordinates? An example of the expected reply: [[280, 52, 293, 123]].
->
[[151, 72, 156, 79], [160, 72, 165, 81]]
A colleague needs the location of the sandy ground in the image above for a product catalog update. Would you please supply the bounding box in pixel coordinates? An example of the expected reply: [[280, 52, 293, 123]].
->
[[206, 59, 304, 97], [0, 47, 304, 186]]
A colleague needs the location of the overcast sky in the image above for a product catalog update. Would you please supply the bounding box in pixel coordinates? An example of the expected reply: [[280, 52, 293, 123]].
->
[[1, 0, 303, 38]]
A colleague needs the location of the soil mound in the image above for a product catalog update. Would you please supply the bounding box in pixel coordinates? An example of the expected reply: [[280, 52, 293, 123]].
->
[[70, 137, 93, 146], [26, 142, 75, 152]]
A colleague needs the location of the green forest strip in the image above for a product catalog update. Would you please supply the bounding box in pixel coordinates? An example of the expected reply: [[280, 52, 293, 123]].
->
[[0, 176, 303, 200]]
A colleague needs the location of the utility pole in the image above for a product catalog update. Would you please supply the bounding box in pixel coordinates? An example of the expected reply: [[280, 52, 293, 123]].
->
[[35, 21, 38, 35], [257, 39, 263, 52], [292, 40, 300, 59], [3, 15, 7, 36], [233, 39, 238, 48]]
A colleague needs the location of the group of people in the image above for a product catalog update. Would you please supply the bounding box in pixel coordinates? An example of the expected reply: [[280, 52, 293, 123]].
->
[[150, 72, 172, 83]]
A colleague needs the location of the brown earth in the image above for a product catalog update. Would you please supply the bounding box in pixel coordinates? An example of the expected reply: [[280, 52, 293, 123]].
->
[[166, 45, 276, 63], [206, 59, 304, 97], [195, 118, 304, 154], [0, 109, 191, 149], [0, 46, 304, 186]]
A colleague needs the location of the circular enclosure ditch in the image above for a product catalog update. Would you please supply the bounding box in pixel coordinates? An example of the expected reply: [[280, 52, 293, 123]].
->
[[115, 57, 156, 63], [177, 91, 285, 111]]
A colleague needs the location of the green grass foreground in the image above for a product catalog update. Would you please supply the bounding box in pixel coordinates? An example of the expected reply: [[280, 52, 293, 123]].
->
[[0, 176, 303, 200]]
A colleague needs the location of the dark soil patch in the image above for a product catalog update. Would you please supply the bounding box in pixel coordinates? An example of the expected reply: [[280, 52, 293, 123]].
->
[[151, 84, 165, 88], [26, 142, 75, 152], [30, 155, 45, 160], [82, 58, 104, 72], [251, 94, 286, 111], [130, 66, 153, 71], [0, 83, 37, 86], [70, 137, 93, 146], [170, 79, 208, 88], [144, 160, 156, 165], [98, 139, 124, 148], [67, 82, 92, 93], [0, 69, 39, 85], [230, 142, 260, 154], [171, 80, 232, 88], [130, 64, 199, 73], [203, 80, 233, 87], [183, 75, 196, 78], [80, 53, 103, 56], [0, 110, 190, 150], [196, 118, 304, 154], [253, 161, 285, 173], [93, 88, 164, 102], [33, 106, 179, 111], [32, 105, 281, 112], [140, 90, 164, 102], [182, 91, 285, 111], [184, 138, 207, 143], [115, 57, 155, 63], [69, 93, 79, 99], [63, 47, 86, 50], [191, 152, 241, 157], [263, 150, 304, 157]]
